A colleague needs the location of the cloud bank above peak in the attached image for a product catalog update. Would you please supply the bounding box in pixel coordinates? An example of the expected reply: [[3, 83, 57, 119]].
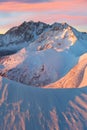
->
[[0, 0, 52, 3], [0, 0, 87, 34]]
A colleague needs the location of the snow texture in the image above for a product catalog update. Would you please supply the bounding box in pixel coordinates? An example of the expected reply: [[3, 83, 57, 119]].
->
[[0, 76, 87, 130]]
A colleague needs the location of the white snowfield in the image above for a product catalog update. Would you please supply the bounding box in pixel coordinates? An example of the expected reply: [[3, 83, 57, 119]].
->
[[45, 53, 87, 88], [0, 22, 87, 87], [0, 76, 87, 130]]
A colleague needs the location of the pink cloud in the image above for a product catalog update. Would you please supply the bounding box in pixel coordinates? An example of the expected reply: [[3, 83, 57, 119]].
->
[[0, 0, 87, 33], [0, 1, 87, 12]]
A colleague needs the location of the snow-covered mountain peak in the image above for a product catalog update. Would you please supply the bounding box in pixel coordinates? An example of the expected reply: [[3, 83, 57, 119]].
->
[[0, 21, 50, 52], [6, 21, 49, 35], [51, 22, 69, 30], [0, 21, 86, 54], [0, 21, 87, 87], [28, 24, 77, 52]]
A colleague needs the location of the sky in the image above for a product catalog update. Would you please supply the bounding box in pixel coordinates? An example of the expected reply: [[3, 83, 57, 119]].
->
[[0, 0, 87, 34]]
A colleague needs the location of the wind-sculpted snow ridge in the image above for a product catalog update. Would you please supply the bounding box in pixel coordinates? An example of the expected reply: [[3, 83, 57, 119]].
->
[[0, 21, 87, 87], [45, 53, 87, 88], [0, 76, 87, 130]]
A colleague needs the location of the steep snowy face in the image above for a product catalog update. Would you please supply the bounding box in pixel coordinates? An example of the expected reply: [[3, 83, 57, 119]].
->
[[0, 21, 49, 51], [28, 26, 77, 52], [45, 53, 87, 88], [28, 22, 87, 55], [0, 76, 87, 130], [5, 21, 49, 42]]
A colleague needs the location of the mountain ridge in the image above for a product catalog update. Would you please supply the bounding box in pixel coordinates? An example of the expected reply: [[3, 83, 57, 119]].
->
[[0, 21, 87, 87], [0, 21, 87, 54]]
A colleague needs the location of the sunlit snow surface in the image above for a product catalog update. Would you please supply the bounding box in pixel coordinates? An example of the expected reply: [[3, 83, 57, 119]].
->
[[0, 76, 87, 130], [45, 53, 87, 88]]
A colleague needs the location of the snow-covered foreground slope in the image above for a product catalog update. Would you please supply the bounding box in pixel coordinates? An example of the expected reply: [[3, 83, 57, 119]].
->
[[0, 76, 87, 130], [45, 53, 87, 88]]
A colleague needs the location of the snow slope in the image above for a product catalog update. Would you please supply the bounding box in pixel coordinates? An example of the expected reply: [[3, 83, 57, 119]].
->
[[0, 48, 78, 86], [0, 21, 87, 87], [0, 21, 49, 52], [45, 53, 87, 88], [0, 76, 87, 130]]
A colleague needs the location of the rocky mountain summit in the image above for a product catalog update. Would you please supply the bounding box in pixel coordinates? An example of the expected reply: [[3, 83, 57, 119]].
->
[[0, 21, 87, 87]]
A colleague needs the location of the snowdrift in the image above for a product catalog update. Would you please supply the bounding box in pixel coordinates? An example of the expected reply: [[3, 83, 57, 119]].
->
[[0, 76, 87, 130]]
